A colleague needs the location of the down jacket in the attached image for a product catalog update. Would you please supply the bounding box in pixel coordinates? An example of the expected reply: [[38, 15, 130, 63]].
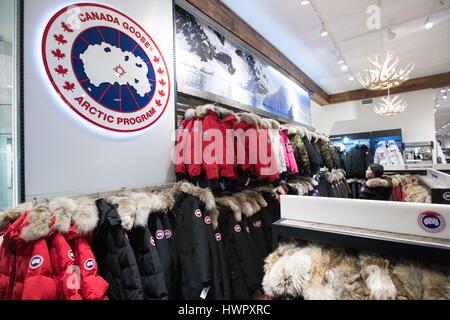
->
[[93, 199, 144, 300], [287, 127, 310, 176]]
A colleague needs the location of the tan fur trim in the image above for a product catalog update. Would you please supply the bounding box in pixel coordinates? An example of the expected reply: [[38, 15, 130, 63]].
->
[[21, 205, 53, 242], [366, 177, 391, 189], [267, 119, 281, 129], [0, 203, 33, 232], [172, 182, 216, 211], [259, 118, 270, 129], [264, 242, 300, 274], [253, 186, 277, 198], [304, 129, 312, 141], [284, 126, 298, 136], [238, 113, 260, 127], [195, 104, 217, 118], [297, 127, 306, 138], [392, 263, 423, 300], [49, 198, 77, 233], [73, 197, 99, 234], [184, 108, 197, 120], [157, 188, 176, 212], [311, 132, 319, 143], [107, 196, 136, 231], [359, 253, 397, 300], [216, 197, 242, 222], [243, 190, 268, 208], [127, 193, 152, 227], [233, 193, 259, 217], [208, 208, 219, 230], [422, 270, 450, 300]]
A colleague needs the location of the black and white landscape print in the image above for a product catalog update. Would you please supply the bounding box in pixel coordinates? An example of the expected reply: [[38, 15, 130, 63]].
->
[[175, 7, 311, 125]]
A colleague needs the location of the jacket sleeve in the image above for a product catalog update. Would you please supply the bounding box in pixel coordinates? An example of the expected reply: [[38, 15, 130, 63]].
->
[[75, 237, 109, 300], [22, 239, 58, 300], [175, 119, 190, 176]]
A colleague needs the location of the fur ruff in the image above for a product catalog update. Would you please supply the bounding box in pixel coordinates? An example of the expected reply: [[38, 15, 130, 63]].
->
[[0, 202, 33, 232], [208, 207, 220, 230], [195, 104, 237, 120], [366, 177, 391, 189], [232, 193, 259, 217], [216, 197, 242, 222], [49, 198, 77, 233], [172, 182, 216, 211], [107, 196, 137, 231], [242, 190, 268, 208], [73, 197, 99, 234], [184, 108, 197, 120], [21, 205, 53, 242], [297, 127, 306, 138], [238, 113, 261, 127]]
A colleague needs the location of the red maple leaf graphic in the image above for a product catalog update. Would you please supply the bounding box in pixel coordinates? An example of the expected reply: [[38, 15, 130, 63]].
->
[[158, 90, 165, 97], [63, 81, 75, 92], [153, 56, 160, 63], [155, 100, 162, 107], [54, 65, 68, 76], [159, 79, 166, 86], [157, 68, 164, 75], [61, 22, 74, 33], [54, 34, 67, 45], [51, 49, 66, 60]]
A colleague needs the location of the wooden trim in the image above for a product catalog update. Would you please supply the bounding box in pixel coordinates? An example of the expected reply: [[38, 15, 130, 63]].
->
[[183, 0, 330, 106], [328, 72, 450, 105]]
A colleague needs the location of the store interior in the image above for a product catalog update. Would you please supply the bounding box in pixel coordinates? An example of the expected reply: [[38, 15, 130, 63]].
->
[[0, 0, 449, 301]]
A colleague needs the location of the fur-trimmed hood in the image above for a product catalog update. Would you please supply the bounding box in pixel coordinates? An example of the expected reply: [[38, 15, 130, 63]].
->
[[366, 177, 393, 189], [216, 196, 242, 222], [232, 193, 260, 217], [238, 113, 261, 127], [172, 182, 216, 211], [184, 108, 197, 120], [195, 104, 238, 121], [0, 202, 33, 232]]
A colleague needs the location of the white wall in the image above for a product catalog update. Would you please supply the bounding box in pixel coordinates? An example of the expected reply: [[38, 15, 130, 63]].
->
[[312, 89, 437, 162], [24, 0, 175, 200]]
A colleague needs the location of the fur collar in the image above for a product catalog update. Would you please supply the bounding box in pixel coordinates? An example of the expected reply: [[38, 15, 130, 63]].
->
[[267, 119, 281, 129], [172, 182, 216, 211], [195, 104, 238, 120], [49, 198, 77, 233], [253, 186, 278, 198], [0, 202, 33, 232], [184, 108, 197, 120], [216, 197, 242, 222], [208, 208, 220, 230], [107, 196, 136, 231], [310, 132, 319, 143], [297, 127, 306, 138], [73, 197, 99, 234], [242, 190, 268, 208], [366, 177, 392, 189], [285, 126, 298, 136], [21, 205, 53, 242], [233, 193, 260, 217], [238, 113, 261, 127]]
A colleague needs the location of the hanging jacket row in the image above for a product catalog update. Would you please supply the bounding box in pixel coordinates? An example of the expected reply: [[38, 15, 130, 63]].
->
[[0, 199, 108, 300], [174, 104, 339, 187]]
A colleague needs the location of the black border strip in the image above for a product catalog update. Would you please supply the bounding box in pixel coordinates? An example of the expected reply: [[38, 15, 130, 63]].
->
[[19, 0, 25, 203]]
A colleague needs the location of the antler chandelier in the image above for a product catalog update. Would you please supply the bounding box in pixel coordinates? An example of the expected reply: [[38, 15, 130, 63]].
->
[[373, 90, 407, 117], [356, 51, 414, 117], [356, 51, 414, 91]]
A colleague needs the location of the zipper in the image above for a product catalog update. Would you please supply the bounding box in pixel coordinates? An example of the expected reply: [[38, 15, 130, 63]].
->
[[7, 242, 17, 300]]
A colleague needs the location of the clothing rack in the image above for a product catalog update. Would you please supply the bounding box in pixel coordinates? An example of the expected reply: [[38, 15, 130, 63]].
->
[[27, 182, 177, 206]]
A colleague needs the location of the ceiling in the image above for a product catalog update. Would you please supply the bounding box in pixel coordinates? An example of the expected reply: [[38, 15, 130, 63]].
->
[[221, 0, 450, 95]]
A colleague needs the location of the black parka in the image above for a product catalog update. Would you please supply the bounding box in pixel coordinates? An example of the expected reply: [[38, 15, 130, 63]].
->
[[172, 193, 211, 300], [93, 199, 144, 300], [302, 136, 321, 175]]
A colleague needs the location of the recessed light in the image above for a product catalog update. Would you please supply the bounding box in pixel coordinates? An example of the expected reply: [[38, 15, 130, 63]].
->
[[441, 88, 446, 93], [301, 0, 310, 5], [341, 65, 348, 71], [320, 26, 328, 37], [443, 95, 448, 100], [425, 16, 434, 30], [349, 76, 355, 81], [338, 59, 345, 65]]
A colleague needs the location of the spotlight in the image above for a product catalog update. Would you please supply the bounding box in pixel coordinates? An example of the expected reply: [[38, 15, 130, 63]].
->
[[341, 64, 348, 71], [320, 25, 328, 37], [301, 0, 310, 5], [441, 88, 446, 93], [443, 94, 448, 100], [338, 59, 345, 65], [349, 76, 355, 81], [425, 16, 434, 30]]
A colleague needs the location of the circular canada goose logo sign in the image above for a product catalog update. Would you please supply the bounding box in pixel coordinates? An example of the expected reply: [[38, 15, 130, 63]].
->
[[29, 255, 44, 270], [418, 212, 446, 233], [42, 3, 170, 132]]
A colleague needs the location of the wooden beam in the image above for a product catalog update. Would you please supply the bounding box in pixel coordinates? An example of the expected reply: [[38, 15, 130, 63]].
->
[[328, 72, 450, 105], [183, 0, 330, 106]]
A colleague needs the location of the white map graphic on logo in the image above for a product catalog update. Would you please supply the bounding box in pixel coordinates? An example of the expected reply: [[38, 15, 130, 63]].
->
[[80, 42, 151, 97]]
